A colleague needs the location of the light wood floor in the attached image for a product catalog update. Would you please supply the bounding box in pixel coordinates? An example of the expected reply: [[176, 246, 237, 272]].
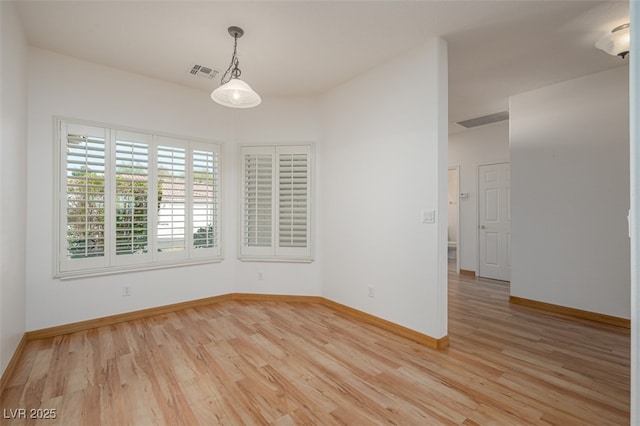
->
[[1, 272, 630, 425]]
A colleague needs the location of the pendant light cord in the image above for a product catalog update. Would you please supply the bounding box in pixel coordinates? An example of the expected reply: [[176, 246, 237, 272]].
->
[[220, 34, 241, 85]]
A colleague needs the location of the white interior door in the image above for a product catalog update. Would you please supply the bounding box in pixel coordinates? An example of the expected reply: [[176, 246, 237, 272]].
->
[[478, 163, 511, 281]]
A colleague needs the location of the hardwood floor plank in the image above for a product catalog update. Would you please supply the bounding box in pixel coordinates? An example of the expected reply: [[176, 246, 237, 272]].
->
[[1, 272, 630, 424], [372, 369, 475, 424]]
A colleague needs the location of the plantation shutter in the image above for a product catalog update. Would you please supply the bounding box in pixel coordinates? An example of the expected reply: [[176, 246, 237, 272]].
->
[[156, 137, 187, 259], [56, 118, 224, 277], [113, 131, 151, 265], [276, 146, 311, 257], [191, 143, 221, 257], [241, 146, 274, 257], [240, 145, 312, 260], [62, 123, 109, 271]]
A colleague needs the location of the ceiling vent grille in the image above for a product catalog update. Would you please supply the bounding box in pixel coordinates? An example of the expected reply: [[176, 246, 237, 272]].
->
[[456, 111, 509, 129], [188, 64, 220, 80]]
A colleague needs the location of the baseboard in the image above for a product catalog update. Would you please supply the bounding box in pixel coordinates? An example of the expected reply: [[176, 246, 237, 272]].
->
[[223, 293, 448, 349], [26, 294, 233, 340], [231, 293, 324, 304], [0, 333, 28, 395], [321, 299, 449, 350], [459, 269, 476, 277], [509, 296, 630, 329], [24, 293, 448, 352]]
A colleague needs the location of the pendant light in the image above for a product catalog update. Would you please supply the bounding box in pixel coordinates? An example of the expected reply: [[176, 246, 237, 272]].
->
[[211, 26, 261, 108], [595, 23, 630, 59]]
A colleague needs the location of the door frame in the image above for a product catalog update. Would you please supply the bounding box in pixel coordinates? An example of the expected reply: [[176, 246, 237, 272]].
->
[[476, 161, 510, 279], [448, 166, 460, 273]]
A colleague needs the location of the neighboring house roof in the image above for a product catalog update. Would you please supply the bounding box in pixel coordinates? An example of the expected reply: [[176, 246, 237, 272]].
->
[[159, 181, 214, 202]]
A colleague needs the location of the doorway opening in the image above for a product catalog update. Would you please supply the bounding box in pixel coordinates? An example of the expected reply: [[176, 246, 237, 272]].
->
[[448, 166, 460, 273]]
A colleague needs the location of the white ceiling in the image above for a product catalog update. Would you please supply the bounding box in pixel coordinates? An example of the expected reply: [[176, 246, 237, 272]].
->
[[14, 0, 630, 132]]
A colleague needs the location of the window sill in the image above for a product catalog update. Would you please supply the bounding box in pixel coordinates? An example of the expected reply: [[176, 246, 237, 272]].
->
[[55, 257, 223, 281], [238, 257, 314, 264]]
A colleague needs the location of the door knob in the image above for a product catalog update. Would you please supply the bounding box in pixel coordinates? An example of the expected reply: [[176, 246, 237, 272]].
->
[[479, 225, 486, 229]]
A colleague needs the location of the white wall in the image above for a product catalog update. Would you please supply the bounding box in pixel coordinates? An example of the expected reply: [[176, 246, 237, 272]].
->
[[233, 98, 323, 296], [510, 66, 630, 319], [25, 49, 325, 331], [321, 38, 448, 339], [26, 48, 237, 330], [448, 121, 509, 272], [25, 34, 449, 344], [0, 1, 28, 375]]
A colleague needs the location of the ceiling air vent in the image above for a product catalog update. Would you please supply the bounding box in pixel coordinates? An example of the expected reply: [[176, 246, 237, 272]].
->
[[188, 64, 220, 80], [456, 111, 509, 129]]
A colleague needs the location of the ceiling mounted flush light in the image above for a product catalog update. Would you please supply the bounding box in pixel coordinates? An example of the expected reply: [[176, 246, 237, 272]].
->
[[211, 26, 261, 108], [595, 23, 630, 59]]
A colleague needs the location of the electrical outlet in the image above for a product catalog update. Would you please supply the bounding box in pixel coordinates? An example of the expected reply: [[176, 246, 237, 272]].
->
[[421, 209, 436, 224], [122, 286, 131, 297], [368, 285, 375, 298], [257, 272, 264, 281]]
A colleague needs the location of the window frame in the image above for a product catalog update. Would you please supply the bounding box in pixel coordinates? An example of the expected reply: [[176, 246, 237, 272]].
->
[[54, 117, 224, 279], [238, 143, 314, 262]]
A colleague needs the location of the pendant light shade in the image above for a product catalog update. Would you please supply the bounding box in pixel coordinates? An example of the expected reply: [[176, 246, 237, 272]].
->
[[596, 23, 630, 59], [211, 26, 261, 108], [211, 78, 261, 108]]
